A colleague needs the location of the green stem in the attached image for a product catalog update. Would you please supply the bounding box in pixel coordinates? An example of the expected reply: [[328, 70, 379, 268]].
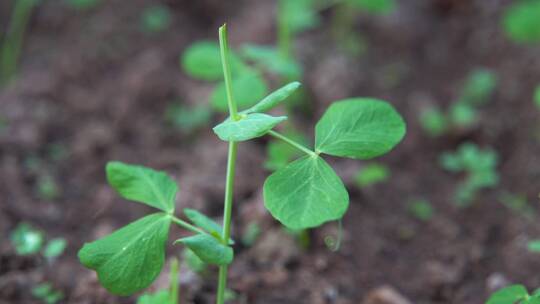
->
[[277, 0, 291, 61], [268, 130, 317, 157], [169, 258, 179, 304], [216, 24, 239, 304], [170, 216, 206, 235]]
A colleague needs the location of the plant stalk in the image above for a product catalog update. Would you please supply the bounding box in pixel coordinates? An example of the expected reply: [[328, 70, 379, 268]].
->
[[268, 130, 317, 157], [216, 24, 239, 304], [170, 216, 206, 235]]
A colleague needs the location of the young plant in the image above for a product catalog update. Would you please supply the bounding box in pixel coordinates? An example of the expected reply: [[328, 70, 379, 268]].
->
[[140, 5, 172, 33], [10, 222, 67, 258], [502, 0, 540, 45], [78, 24, 406, 303], [487, 284, 540, 304], [31, 283, 64, 304], [407, 199, 434, 222], [0, 0, 40, 85], [440, 142, 499, 206], [355, 162, 390, 188], [498, 191, 535, 220], [419, 69, 497, 136]]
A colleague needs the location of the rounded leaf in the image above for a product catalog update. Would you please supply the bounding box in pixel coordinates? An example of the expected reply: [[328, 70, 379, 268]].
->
[[213, 113, 287, 142], [315, 98, 406, 159], [181, 41, 244, 81]]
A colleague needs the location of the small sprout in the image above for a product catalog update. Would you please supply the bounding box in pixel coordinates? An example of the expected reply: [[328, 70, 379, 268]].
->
[[165, 103, 212, 133], [37, 175, 60, 201], [141, 5, 172, 33], [534, 85, 540, 110], [280, 0, 320, 34], [528, 240, 540, 253], [10, 222, 44, 255], [408, 199, 434, 222], [64, 0, 100, 10], [31, 283, 64, 304], [241, 222, 262, 247], [448, 102, 476, 128], [502, 0, 540, 44], [459, 69, 497, 106], [345, 0, 396, 15], [440, 142, 499, 206], [43, 238, 67, 258], [486, 284, 537, 304], [419, 107, 448, 137], [355, 163, 390, 187]]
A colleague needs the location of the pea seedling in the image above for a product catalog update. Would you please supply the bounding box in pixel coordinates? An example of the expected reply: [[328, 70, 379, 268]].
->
[[407, 199, 434, 222], [0, 0, 40, 85], [31, 283, 64, 304], [355, 162, 390, 188], [10, 222, 67, 258], [420, 69, 497, 136], [487, 284, 540, 304], [440, 142, 499, 206], [140, 5, 172, 33], [78, 24, 406, 303], [502, 0, 540, 45]]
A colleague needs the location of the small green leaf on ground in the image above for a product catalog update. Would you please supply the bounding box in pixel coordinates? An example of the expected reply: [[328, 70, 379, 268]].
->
[[408, 199, 434, 221], [31, 283, 64, 304], [43, 238, 67, 258], [141, 5, 172, 33], [241, 45, 302, 79], [106, 162, 178, 213], [210, 72, 268, 112], [10, 223, 44, 255], [355, 163, 390, 187], [175, 233, 233, 266], [528, 240, 540, 253], [487, 285, 529, 304], [264, 156, 349, 229], [78, 213, 171, 296], [502, 0, 540, 44], [315, 98, 406, 159], [213, 113, 287, 142]]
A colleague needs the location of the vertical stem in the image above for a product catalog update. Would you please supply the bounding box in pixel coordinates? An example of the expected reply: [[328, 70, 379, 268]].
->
[[216, 24, 239, 304], [169, 258, 179, 304], [277, 0, 291, 61]]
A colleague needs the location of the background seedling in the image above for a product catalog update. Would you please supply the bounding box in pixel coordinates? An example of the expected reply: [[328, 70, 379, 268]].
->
[[498, 192, 535, 220], [64, 0, 100, 10], [355, 162, 390, 188], [165, 103, 212, 133], [31, 283, 64, 304], [534, 85, 540, 110], [407, 199, 434, 222], [79, 25, 406, 304], [141, 5, 172, 33], [487, 284, 540, 304], [10, 222, 67, 258], [502, 0, 540, 44], [440, 142, 499, 206], [241, 222, 262, 247], [0, 0, 40, 85], [528, 240, 540, 253]]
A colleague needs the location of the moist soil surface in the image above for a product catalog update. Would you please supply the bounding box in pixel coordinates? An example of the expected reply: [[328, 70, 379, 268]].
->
[[1, 0, 540, 303]]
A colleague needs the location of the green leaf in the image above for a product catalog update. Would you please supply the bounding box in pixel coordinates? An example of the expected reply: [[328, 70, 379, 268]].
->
[[106, 162, 178, 213], [141, 5, 172, 33], [210, 72, 268, 112], [137, 290, 171, 304], [408, 199, 434, 221], [183, 248, 207, 273], [346, 0, 396, 15], [263, 156, 349, 229], [213, 113, 287, 142], [65, 0, 100, 10], [487, 285, 529, 304], [165, 103, 212, 132], [419, 107, 447, 137], [460, 69, 497, 106], [524, 297, 540, 304], [241, 45, 302, 79], [181, 41, 244, 81], [43, 238, 67, 258], [183, 208, 233, 244], [245, 82, 302, 114], [503, 1, 540, 44], [534, 85, 540, 110], [315, 98, 406, 159], [10, 223, 44, 255], [174, 233, 233, 266], [528, 240, 540, 253], [281, 0, 320, 33], [78, 213, 171, 296], [355, 163, 390, 187]]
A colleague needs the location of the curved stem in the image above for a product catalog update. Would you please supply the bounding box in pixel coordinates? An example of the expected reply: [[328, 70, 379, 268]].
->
[[216, 24, 239, 304], [268, 130, 317, 157]]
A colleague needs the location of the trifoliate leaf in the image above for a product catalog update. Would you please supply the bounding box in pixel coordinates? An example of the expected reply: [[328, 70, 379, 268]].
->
[[210, 72, 268, 112], [174, 234, 233, 266], [78, 213, 171, 296], [106, 162, 177, 213], [487, 285, 528, 304], [181, 41, 245, 81], [245, 82, 302, 114], [315, 98, 406, 159], [263, 156, 349, 229], [213, 113, 287, 142]]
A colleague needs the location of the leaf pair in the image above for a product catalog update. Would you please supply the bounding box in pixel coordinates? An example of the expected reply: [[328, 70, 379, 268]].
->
[[264, 98, 406, 229]]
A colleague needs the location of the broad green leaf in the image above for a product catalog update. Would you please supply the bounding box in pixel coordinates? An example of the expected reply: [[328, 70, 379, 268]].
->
[[487, 285, 528, 304], [43, 238, 67, 258], [213, 113, 287, 142], [263, 156, 349, 229], [245, 82, 302, 114], [174, 234, 233, 266], [106, 162, 177, 213], [346, 0, 396, 15], [183, 208, 233, 244], [503, 1, 540, 44], [210, 72, 268, 112], [315, 98, 406, 159], [181, 41, 244, 81], [137, 290, 171, 304], [241, 44, 302, 79], [78, 213, 171, 296]]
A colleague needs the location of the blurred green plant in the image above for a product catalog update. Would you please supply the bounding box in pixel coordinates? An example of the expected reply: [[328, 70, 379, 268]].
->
[[36, 175, 60, 201], [0, 0, 40, 85], [487, 284, 540, 304], [31, 283, 64, 304], [534, 85, 540, 110], [165, 103, 212, 133], [419, 69, 497, 136], [43, 238, 67, 258], [183, 248, 207, 274], [64, 0, 100, 10], [528, 240, 540, 253], [241, 222, 262, 247], [502, 0, 540, 44], [498, 192, 535, 220], [440, 142, 499, 206], [407, 199, 434, 221], [137, 258, 179, 304], [78, 25, 406, 304], [355, 163, 390, 187], [10, 222, 67, 258], [264, 126, 309, 171], [141, 5, 172, 33]]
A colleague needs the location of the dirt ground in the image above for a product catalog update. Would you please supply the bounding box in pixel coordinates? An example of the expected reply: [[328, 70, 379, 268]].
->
[[1, 0, 540, 303]]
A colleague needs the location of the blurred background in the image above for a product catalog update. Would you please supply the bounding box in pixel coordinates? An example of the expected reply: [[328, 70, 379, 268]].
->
[[1, 0, 540, 303]]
